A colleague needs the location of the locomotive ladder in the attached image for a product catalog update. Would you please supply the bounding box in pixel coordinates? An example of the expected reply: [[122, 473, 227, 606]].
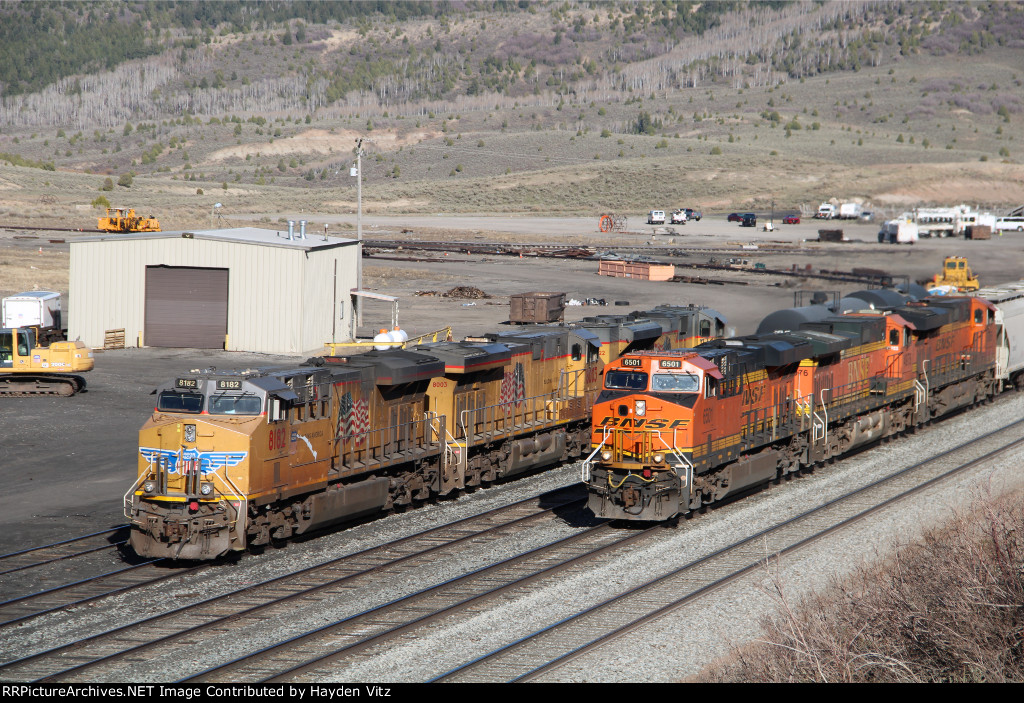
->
[[426, 412, 461, 474], [652, 430, 694, 502]]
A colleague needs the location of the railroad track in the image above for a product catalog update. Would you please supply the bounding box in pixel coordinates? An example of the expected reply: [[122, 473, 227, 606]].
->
[[1, 224, 99, 235], [187, 521, 664, 683], [433, 417, 1024, 682], [0, 484, 587, 682], [0, 527, 128, 576], [0, 556, 203, 628], [363, 238, 898, 288]]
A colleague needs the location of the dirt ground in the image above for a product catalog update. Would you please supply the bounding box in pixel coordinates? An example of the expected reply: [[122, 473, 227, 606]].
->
[[303, 215, 1024, 343], [3, 214, 1021, 345]]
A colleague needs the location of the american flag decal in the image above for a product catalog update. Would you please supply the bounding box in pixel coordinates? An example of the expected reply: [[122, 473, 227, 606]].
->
[[500, 362, 526, 408], [339, 391, 369, 445]]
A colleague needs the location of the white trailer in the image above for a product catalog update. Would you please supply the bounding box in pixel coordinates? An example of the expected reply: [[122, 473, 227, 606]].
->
[[837, 203, 863, 219], [2, 291, 62, 329], [878, 217, 918, 244]]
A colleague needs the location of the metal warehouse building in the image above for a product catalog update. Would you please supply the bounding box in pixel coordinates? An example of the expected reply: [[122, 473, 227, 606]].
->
[[69, 227, 359, 354]]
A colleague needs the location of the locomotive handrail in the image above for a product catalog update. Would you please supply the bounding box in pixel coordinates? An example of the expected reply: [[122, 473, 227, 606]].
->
[[652, 430, 693, 473], [817, 387, 830, 446], [557, 368, 587, 398], [122, 472, 149, 519], [425, 411, 457, 469], [458, 388, 562, 444], [581, 426, 612, 482], [914, 380, 926, 411], [336, 416, 435, 468]]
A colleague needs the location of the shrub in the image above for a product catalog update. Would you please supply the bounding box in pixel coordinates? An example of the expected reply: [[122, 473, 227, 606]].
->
[[699, 490, 1024, 682]]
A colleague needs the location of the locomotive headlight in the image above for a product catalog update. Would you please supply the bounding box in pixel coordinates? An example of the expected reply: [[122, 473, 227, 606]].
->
[[143, 481, 156, 493], [653, 453, 664, 464], [635, 400, 646, 416], [601, 450, 612, 461], [200, 482, 214, 496]]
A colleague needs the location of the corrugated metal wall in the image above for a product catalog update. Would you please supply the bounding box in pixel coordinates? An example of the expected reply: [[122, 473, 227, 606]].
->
[[69, 235, 357, 354]]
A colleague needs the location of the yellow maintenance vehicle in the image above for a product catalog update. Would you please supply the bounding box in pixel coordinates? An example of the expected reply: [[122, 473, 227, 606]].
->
[[0, 326, 94, 395], [97, 207, 161, 233], [926, 256, 980, 293]]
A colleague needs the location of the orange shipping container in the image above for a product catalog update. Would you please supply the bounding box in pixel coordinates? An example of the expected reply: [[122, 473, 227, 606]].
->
[[598, 260, 675, 281]]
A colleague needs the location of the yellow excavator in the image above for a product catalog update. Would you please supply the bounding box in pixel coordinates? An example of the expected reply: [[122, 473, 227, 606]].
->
[[925, 256, 980, 293], [97, 207, 161, 233], [0, 326, 94, 395]]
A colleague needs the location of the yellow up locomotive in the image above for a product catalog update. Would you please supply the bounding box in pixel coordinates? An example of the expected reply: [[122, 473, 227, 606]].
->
[[126, 305, 725, 560]]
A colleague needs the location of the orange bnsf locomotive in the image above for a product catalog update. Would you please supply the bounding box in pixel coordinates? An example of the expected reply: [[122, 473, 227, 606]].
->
[[585, 295, 998, 521], [125, 305, 724, 559]]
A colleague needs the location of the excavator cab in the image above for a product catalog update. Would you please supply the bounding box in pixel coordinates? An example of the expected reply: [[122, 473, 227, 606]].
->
[[0, 328, 32, 367]]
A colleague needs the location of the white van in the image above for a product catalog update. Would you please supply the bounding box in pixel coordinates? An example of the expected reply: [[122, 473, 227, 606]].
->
[[995, 216, 1024, 233], [647, 210, 666, 225]]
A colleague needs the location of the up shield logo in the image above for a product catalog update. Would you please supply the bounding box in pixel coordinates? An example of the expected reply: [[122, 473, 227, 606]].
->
[[139, 447, 247, 475]]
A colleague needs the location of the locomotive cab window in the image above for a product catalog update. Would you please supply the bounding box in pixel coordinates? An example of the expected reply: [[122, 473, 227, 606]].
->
[[974, 308, 983, 325], [605, 370, 648, 391], [889, 329, 900, 346], [572, 343, 582, 361], [704, 377, 718, 398], [209, 394, 263, 415], [157, 391, 204, 413], [700, 320, 712, 337], [268, 397, 284, 422], [651, 373, 700, 393]]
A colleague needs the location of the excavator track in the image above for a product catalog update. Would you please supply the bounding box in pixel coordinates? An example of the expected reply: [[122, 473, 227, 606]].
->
[[0, 374, 86, 396]]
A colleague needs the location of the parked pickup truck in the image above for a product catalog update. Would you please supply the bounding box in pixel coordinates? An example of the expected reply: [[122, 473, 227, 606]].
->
[[684, 208, 702, 221], [670, 209, 688, 224]]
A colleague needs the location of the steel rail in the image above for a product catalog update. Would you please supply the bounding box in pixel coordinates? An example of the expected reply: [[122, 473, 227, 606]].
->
[[0, 486, 583, 681], [433, 417, 1024, 682]]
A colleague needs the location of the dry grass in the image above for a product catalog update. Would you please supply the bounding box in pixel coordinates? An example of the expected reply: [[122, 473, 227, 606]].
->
[[0, 248, 68, 299], [699, 490, 1024, 683], [362, 264, 456, 287]]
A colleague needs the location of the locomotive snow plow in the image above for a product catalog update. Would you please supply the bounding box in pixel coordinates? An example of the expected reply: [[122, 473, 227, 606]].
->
[[926, 256, 980, 293], [0, 326, 94, 395], [97, 207, 161, 233]]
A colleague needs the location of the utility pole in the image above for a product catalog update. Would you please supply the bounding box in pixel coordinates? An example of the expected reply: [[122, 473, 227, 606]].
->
[[352, 136, 374, 334], [356, 139, 363, 330]]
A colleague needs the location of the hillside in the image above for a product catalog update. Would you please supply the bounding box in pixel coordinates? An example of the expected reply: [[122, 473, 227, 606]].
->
[[0, 0, 1022, 228]]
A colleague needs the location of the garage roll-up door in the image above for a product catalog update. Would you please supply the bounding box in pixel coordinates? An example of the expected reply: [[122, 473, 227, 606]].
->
[[145, 266, 228, 348]]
